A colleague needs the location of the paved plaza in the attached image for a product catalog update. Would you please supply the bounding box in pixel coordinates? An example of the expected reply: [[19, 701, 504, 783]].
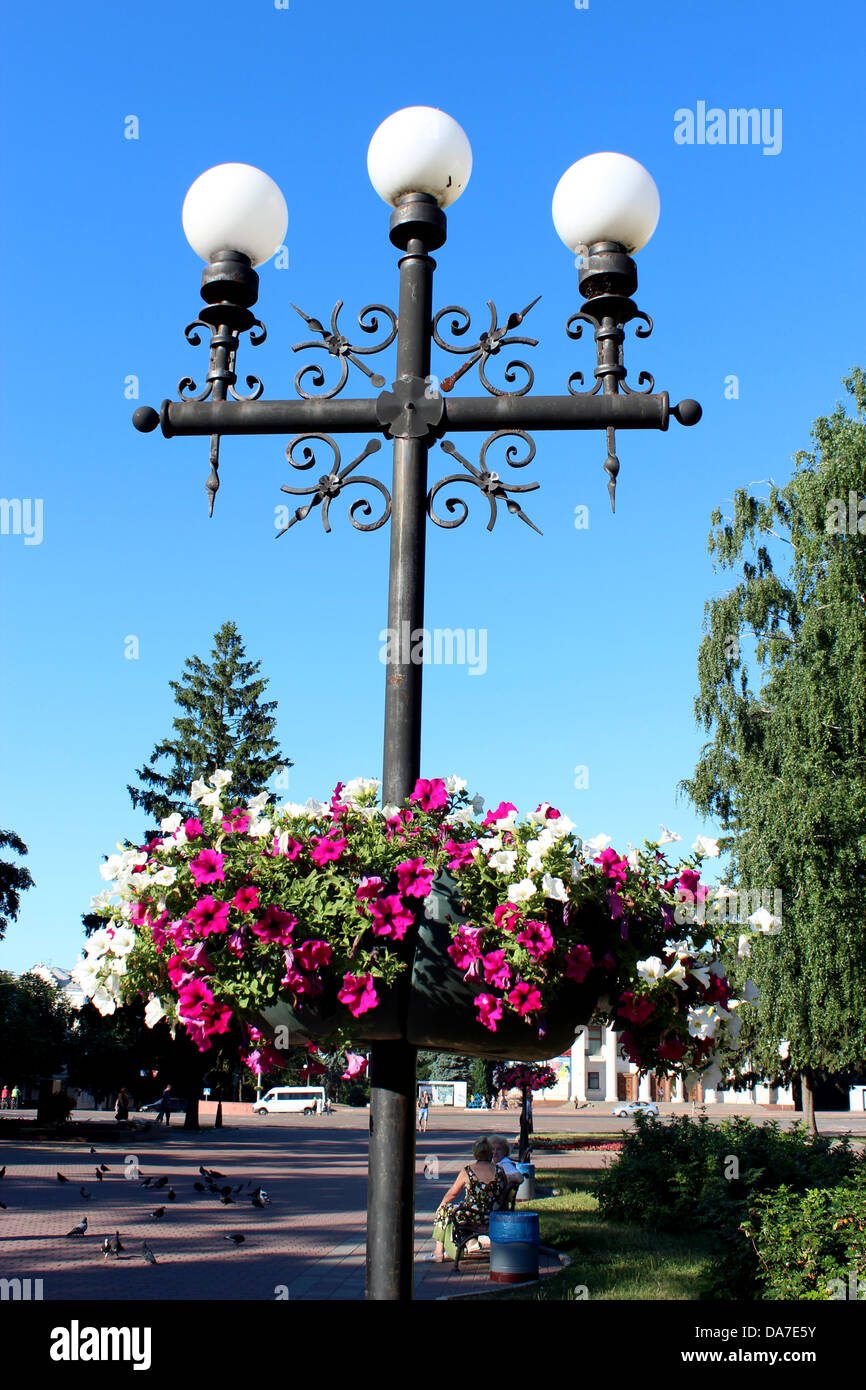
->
[[0, 1104, 861, 1301]]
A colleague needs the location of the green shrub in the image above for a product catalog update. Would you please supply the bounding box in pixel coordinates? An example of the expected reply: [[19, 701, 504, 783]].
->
[[595, 1114, 865, 1298], [741, 1177, 866, 1300]]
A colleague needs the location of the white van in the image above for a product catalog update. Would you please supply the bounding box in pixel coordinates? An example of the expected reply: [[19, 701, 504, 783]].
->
[[254, 1086, 326, 1116]]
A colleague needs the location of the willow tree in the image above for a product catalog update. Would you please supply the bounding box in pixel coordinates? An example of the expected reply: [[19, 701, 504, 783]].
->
[[682, 370, 866, 1130]]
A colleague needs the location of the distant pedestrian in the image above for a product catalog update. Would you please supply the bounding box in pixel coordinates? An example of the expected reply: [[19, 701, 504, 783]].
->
[[156, 1085, 172, 1125], [417, 1090, 431, 1133], [0, 1086, 8, 1110], [115, 1088, 130, 1123], [11, 1085, 20, 1110]]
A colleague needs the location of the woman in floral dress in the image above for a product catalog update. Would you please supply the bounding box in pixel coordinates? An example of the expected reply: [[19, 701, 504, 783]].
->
[[431, 1137, 506, 1261]]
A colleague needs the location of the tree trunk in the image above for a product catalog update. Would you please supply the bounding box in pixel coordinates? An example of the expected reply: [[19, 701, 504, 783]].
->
[[801, 1071, 818, 1136], [518, 1084, 533, 1162], [36, 1078, 54, 1124]]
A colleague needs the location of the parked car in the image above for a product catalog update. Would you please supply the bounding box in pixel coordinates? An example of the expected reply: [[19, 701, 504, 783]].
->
[[140, 1097, 187, 1113], [612, 1099, 659, 1118]]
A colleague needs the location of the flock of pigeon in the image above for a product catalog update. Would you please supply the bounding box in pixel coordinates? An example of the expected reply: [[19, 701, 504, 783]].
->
[[1, 1151, 271, 1265]]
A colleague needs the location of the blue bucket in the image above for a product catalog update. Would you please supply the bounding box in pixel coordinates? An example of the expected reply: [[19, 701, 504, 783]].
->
[[489, 1211, 539, 1283]]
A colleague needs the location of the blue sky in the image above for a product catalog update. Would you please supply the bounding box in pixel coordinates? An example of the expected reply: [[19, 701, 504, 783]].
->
[[2, 0, 864, 973]]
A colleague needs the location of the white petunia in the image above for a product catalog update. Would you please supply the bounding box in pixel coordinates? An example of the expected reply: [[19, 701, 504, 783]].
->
[[689, 966, 712, 989], [509, 878, 537, 902], [470, 794, 485, 816], [150, 866, 177, 888], [247, 792, 271, 816], [748, 906, 782, 935], [248, 817, 272, 839], [89, 891, 113, 912], [693, 835, 721, 858], [279, 801, 309, 818], [444, 775, 466, 794], [160, 813, 183, 833], [546, 815, 575, 841], [627, 845, 640, 869], [736, 934, 752, 960], [659, 825, 682, 845], [665, 960, 688, 989], [492, 811, 518, 832], [99, 854, 124, 882], [304, 799, 329, 817], [87, 928, 114, 959], [542, 873, 568, 902], [448, 806, 475, 825], [687, 1004, 725, 1041], [91, 988, 118, 1017], [637, 956, 666, 984], [144, 996, 167, 1029], [488, 850, 517, 876], [110, 927, 136, 957], [584, 833, 611, 856], [210, 769, 233, 789], [190, 778, 209, 804]]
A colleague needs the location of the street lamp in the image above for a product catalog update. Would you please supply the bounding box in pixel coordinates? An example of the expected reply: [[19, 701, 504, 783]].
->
[[133, 106, 701, 1301]]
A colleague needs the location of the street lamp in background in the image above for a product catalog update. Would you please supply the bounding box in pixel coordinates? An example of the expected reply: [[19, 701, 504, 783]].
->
[[133, 105, 701, 1301]]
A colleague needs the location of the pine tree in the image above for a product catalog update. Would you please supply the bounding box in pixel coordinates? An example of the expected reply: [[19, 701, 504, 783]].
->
[[128, 621, 290, 824], [681, 370, 866, 1130]]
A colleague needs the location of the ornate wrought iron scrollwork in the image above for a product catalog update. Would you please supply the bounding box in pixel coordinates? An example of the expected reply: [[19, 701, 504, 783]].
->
[[427, 431, 541, 533], [290, 302, 397, 399], [433, 297, 541, 396], [276, 435, 390, 535], [565, 307, 655, 397], [177, 313, 268, 515]]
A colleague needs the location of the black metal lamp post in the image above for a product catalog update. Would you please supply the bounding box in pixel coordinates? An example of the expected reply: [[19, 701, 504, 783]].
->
[[132, 107, 701, 1302]]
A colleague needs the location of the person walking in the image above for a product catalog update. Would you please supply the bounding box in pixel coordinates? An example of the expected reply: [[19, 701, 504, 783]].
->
[[417, 1090, 431, 1133], [11, 1085, 20, 1110], [115, 1088, 130, 1123], [156, 1084, 173, 1125], [0, 1085, 8, 1111]]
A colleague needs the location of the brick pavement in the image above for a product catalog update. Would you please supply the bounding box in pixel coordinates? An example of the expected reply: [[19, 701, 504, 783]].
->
[[0, 1117, 564, 1302]]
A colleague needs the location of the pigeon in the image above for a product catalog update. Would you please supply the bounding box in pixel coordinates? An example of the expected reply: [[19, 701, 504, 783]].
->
[[0, 1200, 7, 1210], [198, 1166, 210, 1177], [152, 1176, 168, 1190], [95, 1168, 103, 1182], [89, 1147, 97, 1154], [99, 1164, 109, 1173], [220, 1195, 235, 1205], [167, 1188, 176, 1202], [57, 1172, 69, 1183], [207, 1169, 224, 1179], [139, 1177, 153, 1188], [193, 1182, 206, 1193], [79, 1186, 92, 1200], [149, 1207, 166, 1221], [66, 1218, 87, 1237], [252, 1187, 270, 1205], [220, 1185, 232, 1197], [224, 1233, 245, 1244], [0, 1165, 6, 1178], [141, 1242, 157, 1265], [113, 1231, 125, 1254], [102, 1237, 113, 1258]]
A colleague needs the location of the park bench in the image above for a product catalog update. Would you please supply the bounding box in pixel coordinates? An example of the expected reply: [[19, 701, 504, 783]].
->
[[452, 1175, 522, 1273]]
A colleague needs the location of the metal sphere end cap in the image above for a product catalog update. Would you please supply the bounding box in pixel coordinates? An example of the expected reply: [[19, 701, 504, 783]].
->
[[133, 406, 161, 433], [673, 399, 702, 427]]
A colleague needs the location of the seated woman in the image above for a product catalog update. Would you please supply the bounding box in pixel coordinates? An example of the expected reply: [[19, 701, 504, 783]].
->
[[431, 1137, 506, 1261]]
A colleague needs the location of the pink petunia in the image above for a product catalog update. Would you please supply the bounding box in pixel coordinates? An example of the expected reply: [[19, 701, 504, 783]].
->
[[447, 925, 484, 972], [594, 847, 629, 883], [618, 1030, 643, 1064], [443, 838, 478, 872], [177, 977, 215, 1019], [475, 993, 503, 1031], [337, 973, 379, 1018], [251, 905, 297, 945], [233, 885, 260, 914], [368, 894, 415, 940], [507, 981, 543, 1016], [493, 903, 524, 933], [516, 920, 555, 960], [564, 943, 594, 983], [341, 1052, 368, 1080], [309, 835, 347, 866], [293, 939, 333, 971], [272, 834, 303, 861], [482, 949, 512, 990], [189, 848, 226, 887], [483, 801, 517, 828], [356, 876, 383, 901], [186, 896, 231, 937], [605, 887, 625, 920], [223, 809, 250, 835], [409, 778, 449, 813], [395, 857, 434, 899], [657, 1037, 687, 1062], [183, 818, 204, 838], [617, 992, 656, 1026]]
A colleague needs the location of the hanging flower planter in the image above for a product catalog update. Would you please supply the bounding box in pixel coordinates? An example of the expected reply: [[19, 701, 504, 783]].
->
[[77, 772, 769, 1084]]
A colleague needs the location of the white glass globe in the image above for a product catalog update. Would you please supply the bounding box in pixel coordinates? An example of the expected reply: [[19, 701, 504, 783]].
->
[[182, 163, 288, 267], [367, 106, 472, 209], [552, 153, 660, 255]]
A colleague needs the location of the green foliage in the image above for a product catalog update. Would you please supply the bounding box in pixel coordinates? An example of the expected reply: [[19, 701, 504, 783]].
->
[[595, 1114, 865, 1298], [741, 1175, 866, 1300], [682, 370, 866, 1082], [128, 620, 289, 824], [0, 971, 74, 1083], [0, 828, 34, 941], [470, 1057, 495, 1102], [422, 1052, 476, 1083]]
